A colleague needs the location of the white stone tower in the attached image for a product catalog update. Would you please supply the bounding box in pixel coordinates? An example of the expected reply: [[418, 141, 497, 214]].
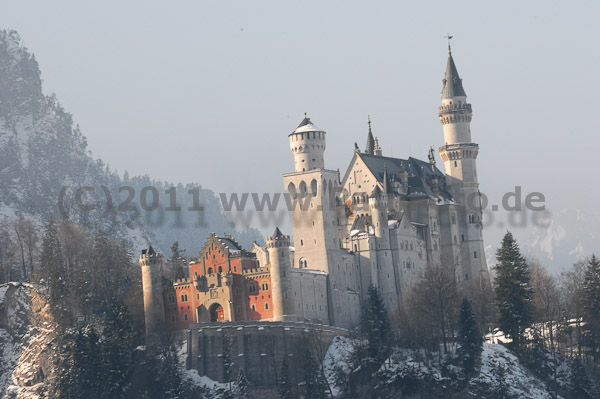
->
[[284, 116, 354, 327], [284, 116, 339, 274], [368, 185, 398, 307], [437, 43, 489, 281], [266, 227, 295, 321], [140, 246, 165, 345]]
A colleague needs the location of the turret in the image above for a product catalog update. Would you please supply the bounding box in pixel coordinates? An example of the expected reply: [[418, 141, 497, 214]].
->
[[140, 246, 165, 346], [437, 40, 489, 281], [266, 228, 295, 321], [289, 115, 326, 172]]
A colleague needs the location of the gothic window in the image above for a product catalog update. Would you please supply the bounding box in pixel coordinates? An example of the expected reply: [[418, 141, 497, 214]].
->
[[300, 239, 304, 246], [288, 182, 297, 199], [249, 284, 257, 294], [474, 251, 478, 259], [218, 266, 223, 273], [183, 313, 188, 321], [168, 295, 175, 304], [181, 294, 188, 302], [461, 234, 465, 242], [451, 214, 456, 224], [468, 214, 475, 224], [261, 283, 269, 291], [265, 303, 269, 310], [251, 304, 256, 311], [207, 267, 213, 275], [311, 179, 318, 196], [454, 161, 457, 167], [300, 181, 307, 198]]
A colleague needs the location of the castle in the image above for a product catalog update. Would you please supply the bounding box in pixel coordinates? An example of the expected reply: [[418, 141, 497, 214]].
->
[[140, 46, 489, 340]]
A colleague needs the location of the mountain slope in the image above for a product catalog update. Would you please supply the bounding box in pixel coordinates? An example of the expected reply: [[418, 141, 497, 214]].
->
[[0, 29, 262, 260]]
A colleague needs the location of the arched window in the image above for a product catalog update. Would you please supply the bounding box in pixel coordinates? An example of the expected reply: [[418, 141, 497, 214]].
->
[[451, 214, 456, 224], [207, 267, 213, 275], [265, 303, 269, 310], [311, 179, 318, 196], [474, 251, 478, 259], [299, 181, 307, 198], [183, 313, 188, 321], [218, 266, 223, 273], [288, 182, 297, 199], [251, 304, 256, 311]]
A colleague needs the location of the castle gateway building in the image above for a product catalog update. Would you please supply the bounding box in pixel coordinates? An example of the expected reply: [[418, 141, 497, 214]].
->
[[141, 48, 489, 334]]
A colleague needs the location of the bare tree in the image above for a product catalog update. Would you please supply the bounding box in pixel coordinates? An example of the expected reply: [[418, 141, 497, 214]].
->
[[462, 273, 495, 338], [559, 260, 586, 358], [412, 261, 459, 353]]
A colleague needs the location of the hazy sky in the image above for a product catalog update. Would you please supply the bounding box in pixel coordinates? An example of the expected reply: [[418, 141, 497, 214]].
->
[[1, 1, 598, 252]]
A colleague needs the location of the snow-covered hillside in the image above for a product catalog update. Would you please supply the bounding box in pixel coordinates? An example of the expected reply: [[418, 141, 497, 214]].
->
[[0, 29, 262, 257], [323, 336, 580, 399]]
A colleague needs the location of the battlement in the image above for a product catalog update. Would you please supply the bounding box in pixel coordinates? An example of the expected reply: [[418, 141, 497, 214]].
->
[[438, 102, 471, 116], [242, 265, 270, 276], [139, 247, 163, 266], [266, 236, 290, 248]]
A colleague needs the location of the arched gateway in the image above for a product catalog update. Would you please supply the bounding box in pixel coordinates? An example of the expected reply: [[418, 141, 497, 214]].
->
[[209, 303, 224, 322]]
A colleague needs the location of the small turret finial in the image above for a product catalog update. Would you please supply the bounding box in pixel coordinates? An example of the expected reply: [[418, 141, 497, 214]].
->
[[444, 33, 453, 54], [368, 115, 372, 132], [304, 112, 307, 118]]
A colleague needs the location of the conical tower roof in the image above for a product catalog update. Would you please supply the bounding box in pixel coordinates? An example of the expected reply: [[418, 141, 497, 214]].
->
[[441, 51, 467, 99]]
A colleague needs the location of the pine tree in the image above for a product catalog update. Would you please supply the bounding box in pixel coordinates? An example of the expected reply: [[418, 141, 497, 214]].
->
[[234, 369, 253, 399], [567, 358, 593, 399], [457, 297, 483, 373], [493, 232, 533, 349], [170, 241, 187, 280], [360, 284, 393, 364], [277, 356, 293, 399], [102, 297, 135, 398], [581, 254, 600, 364], [304, 356, 329, 399]]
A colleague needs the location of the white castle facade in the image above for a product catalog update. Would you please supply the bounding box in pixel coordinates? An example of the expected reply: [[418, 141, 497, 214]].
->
[[140, 48, 490, 337], [250, 48, 489, 329]]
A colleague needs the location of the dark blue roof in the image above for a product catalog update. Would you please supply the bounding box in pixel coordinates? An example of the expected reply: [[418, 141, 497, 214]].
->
[[359, 153, 453, 200], [442, 52, 467, 99]]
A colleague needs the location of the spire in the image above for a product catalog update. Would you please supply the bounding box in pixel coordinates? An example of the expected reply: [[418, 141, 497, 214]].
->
[[441, 40, 467, 99], [364, 116, 375, 154]]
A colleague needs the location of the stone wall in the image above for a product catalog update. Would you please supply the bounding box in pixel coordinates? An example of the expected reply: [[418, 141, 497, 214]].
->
[[186, 321, 348, 387]]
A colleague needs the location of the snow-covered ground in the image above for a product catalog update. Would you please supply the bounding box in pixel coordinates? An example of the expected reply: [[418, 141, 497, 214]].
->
[[322, 336, 565, 399]]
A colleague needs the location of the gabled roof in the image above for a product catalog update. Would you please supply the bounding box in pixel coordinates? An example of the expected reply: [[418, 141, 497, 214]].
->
[[441, 52, 467, 99], [358, 153, 453, 200]]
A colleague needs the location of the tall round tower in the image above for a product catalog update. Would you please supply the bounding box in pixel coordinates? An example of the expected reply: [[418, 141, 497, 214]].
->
[[437, 43, 489, 281], [139, 246, 165, 345], [266, 227, 295, 321], [289, 115, 326, 172]]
